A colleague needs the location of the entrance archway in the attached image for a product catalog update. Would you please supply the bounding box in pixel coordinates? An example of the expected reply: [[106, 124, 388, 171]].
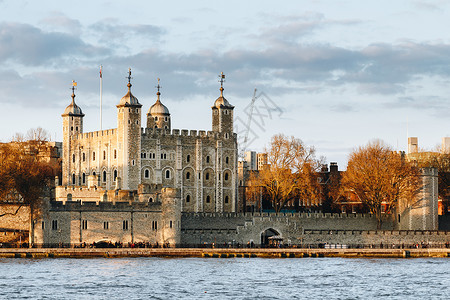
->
[[261, 228, 281, 247]]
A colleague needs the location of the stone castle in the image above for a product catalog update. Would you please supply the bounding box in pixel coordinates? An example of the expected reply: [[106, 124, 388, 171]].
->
[[4, 70, 445, 248]]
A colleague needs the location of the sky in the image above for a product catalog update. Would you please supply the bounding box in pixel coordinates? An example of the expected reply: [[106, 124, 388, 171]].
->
[[1, 0, 450, 169]]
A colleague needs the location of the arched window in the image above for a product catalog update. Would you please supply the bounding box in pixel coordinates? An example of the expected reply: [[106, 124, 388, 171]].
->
[[72, 174, 76, 185], [206, 195, 211, 203], [165, 170, 170, 179], [113, 170, 118, 181], [102, 171, 107, 182], [144, 169, 150, 179], [186, 172, 190, 180], [225, 156, 229, 164], [149, 197, 153, 202], [155, 116, 158, 121], [206, 156, 210, 163], [186, 155, 190, 163], [186, 195, 190, 203], [225, 196, 229, 204], [205, 172, 210, 180], [224, 173, 229, 181], [93, 171, 96, 176], [165, 116, 168, 122]]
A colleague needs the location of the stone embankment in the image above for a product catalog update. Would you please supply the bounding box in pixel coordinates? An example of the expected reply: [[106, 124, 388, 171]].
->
[[0, 248, 449, 258]]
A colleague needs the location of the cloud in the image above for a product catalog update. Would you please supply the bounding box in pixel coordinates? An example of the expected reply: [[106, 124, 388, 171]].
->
[[0, 22, 107, 66]]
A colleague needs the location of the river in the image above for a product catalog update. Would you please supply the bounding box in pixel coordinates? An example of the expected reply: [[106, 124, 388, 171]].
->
[[0, 257, 448, 299]]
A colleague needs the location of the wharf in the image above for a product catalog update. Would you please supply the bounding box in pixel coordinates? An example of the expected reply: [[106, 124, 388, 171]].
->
[[0, 248, 449, 258]]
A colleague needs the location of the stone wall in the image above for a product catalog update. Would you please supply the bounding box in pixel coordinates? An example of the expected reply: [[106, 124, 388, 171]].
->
[[0, 204, 30, 244]]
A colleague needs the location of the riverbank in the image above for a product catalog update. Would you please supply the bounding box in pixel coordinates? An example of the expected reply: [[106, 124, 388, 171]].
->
[[0, 248, 449, 258]]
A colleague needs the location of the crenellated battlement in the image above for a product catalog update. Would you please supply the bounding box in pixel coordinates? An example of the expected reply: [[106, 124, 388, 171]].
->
[[49, 200, 161, 212], [141, 127, 235, 140], [72, 128, 118, 140]]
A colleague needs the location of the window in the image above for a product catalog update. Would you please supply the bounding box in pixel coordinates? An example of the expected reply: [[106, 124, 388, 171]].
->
[[225, 196, 229, 204], [164, 126, 168, 129], [113, 170, 118, 181], [52, 220, 58, 230], [225, 133, 229, 139], [114, 149, 117, 159], [123, 220, 129, 230], [186, 195, 190, 203], [206, 156, 210, 163], [93, 152, 96, 161], [103, 151, 106, 160], [205, 172, 210, 180], [225, 173, 229, 181], [72, 174, 76, 185], [42, 221, 45, 230], [155, 116, 158, 121], [102, 171, 107, 182], [206, 195, 211, 203], [82, 220, 88, 230], [132, 160, 135, 166], [141, 152, 147, 159], [169, 220, 173, 228], [67, 194, 72, 201], [149, 197, 153, 202], [144, 169, 150, 179], [82, 153, 86, 162], [186, 155, 190, 163], [72, 154, 75, 163], [186, 172, 190, 180], [225, 157, 229, 164], [165, 116, 168, 122], [152, 221, 158, 230], [82, 173, 86, 184], [165, 170, 170, 179], [103, 222, 109, 230]]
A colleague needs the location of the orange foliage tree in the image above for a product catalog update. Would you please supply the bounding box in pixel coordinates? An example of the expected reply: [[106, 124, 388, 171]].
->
[[342, 140, 420, 229], [248, 134, 323, 213]]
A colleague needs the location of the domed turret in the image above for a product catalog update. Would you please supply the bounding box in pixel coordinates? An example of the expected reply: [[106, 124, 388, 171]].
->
[[212, 72, 234, 133], [62, 85, 84, 117], [147, 78, 171, 130], [117, 71, 141, 107]]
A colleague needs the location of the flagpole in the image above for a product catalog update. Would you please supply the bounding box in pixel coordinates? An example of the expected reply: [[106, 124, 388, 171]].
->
[[100, 65, 103, 131]]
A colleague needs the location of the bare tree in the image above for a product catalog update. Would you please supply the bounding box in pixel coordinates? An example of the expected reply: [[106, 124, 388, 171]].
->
[[342, 140, 421, 229], [248, 134, 323, 213], [0, 128, 59, 246]]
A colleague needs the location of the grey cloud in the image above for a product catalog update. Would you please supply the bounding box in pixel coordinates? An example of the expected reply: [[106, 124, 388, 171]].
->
[[0, 22, 107, 66]]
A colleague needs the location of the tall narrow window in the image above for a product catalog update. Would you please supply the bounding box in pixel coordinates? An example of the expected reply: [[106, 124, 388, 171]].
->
[[113, 170, 118, 181], [72, 154, 75, 163], [165, 170, 170, 179], [114, 149, 117, 159], [82, 173, 86, 184], [82, 220, 88, 230], [186, 155, 190, 163], [52, 220, 58, 230], [145, 169, 150, 179], [186, 195, 190, 203], [93, 152, 96, 161], [225, 196, 229, 204], [225, 156, 229, 164], [103, 222, 109, 230], [103, 151, 106, 160], [205, 173, 210, 180], [225, 173, 229, 181], [123, 220, 129, 230], [72, 174, 76, 185], [206, 195, 211, 203], [186, 172, 190, 180], [206, 156, 210, 163], [82, 153, 86, 162], [102, 171, 106, 182]]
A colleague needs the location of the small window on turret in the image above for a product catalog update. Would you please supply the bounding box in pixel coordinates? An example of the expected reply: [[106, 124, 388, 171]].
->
[[114, 150, 117, 159], [72, 154, 75, 163], [93, 152, 96, 161], [155, 116, 158, 121], [225, 156, 229, 164], [206, 156, 210, 163], [225, 196, 229, 204], [186, 172, 190, 180], [103, 151, 106, 160], [186, 155, 190, 163], [82, 153, 86, 162], [71, 126, 73, 131], [76, 126, 78, 131], [164, 126, 168, 129], [225, 133, 229, 139], [165, 116, 168, 122], [165, 170, 171, 179], [186, 195, 190, 203], [206, 195, 211, 203]]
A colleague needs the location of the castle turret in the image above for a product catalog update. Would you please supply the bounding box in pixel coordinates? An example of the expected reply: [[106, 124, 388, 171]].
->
[[161, 188, 181, 246], [61, 81, 84, 186], [212, 72, 234, 134], [116, 68, 142, 190], [147, 78, 171, 130]]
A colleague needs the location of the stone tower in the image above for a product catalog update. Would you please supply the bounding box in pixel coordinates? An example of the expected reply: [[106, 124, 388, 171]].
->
[[146, 78, 171, 130], [398, 167, 439, 230], [212, 72, 234, 134], [61, 82, 84, 186], [160, 187, 181, 246], [116, 68, 142, 190]]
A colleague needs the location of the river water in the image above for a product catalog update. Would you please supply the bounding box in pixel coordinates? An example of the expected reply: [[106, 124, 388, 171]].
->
[[0, 257, 448, 299]]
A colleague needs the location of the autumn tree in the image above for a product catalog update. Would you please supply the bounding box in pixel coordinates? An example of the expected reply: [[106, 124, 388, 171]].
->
[[0, 128, 59, 246], [248, 134, 323, 213], [342, 140, 421, 229]]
